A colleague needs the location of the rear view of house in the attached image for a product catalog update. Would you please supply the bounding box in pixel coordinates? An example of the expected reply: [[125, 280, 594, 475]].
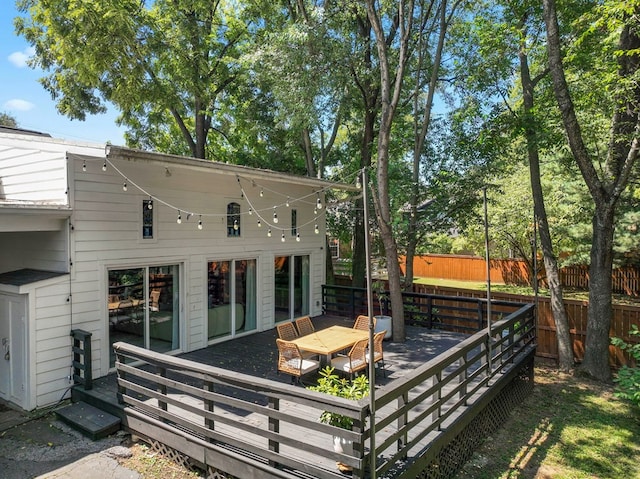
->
[[0, 128, 353, 411]]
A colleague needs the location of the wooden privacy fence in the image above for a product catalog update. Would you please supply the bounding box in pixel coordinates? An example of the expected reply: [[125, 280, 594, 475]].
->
[[412, 284, 640, 367], [400, 254, 640, 295], [114, 303, 535, 479]]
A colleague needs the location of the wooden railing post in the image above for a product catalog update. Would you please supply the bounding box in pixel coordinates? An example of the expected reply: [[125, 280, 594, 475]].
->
[[70, 329, 92, 390]]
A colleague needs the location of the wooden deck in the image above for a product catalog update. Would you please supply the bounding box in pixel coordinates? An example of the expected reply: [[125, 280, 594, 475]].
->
[[75, 315, 467, 414]]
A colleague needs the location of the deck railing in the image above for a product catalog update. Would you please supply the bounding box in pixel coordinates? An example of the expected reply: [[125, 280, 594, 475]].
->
[[114, 301, 535, 479]]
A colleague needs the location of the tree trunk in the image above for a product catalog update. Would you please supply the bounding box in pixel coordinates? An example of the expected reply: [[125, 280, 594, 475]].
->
[[582, 207, 615, 380], [518, 29, 574, 371]]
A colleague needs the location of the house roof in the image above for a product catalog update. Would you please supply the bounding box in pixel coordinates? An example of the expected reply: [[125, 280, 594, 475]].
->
[[105, 145, 359, 192], [0, 268, 67, 287]]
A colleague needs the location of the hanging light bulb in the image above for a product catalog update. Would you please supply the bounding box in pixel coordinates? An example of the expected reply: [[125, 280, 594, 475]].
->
[[316, 194, 322, 210], [267, 229, 272, 237], [296, 233, 301, 242], [314, 208, 317, 215], [147, 197, 153, 209], [82, 160, 87, 172], [102, 160, 107, 171], [257, 219, 262, 228], [314, 224, 319, 234], [198, 215, 203, 230], [356, 174, 362, 189], [286, 197, 290, 207], [281, 233, 286, 242], [177, 211, 182, 224], [122, 181, 127, 191], [248, 208, 253, 215], [273, 207, 278, 224], [260, 189, 264, 197], [233, 219, 239, 231]]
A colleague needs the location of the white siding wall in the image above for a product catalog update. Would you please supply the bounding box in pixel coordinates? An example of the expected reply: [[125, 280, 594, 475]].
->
[[70, 155, 327, 378], [0, 230, 68, 274]]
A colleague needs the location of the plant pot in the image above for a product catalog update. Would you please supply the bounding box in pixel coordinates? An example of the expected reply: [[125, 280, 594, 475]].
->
[[333, 435, 353, 473], [374, 315, 392, 339]]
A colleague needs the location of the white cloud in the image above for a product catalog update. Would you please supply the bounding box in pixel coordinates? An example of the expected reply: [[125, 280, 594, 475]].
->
[[4, 99, 35, 111], [8, 47, 35, 68]]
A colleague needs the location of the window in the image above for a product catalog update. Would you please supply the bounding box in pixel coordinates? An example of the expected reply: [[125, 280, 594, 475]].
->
[[208, 259, 256, 340], [142, 199, 154, 239], [291, 209, 297, 237], [227, 202, 241, 237], [108, 264, 180, 368]]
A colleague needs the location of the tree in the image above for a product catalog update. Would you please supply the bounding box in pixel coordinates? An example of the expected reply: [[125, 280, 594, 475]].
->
[[16, 0, 248, 159], [542, 0, 640, 380], [0, 112, 18, 128]]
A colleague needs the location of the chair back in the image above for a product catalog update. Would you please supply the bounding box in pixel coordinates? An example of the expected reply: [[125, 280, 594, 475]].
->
[[294, 316, 315, 336], [276, 322, 299, 341], [276, 338, 302, 376], [347, 338, 369, 374], [353, 315, 376, 331], [372, 331, 386, 361]]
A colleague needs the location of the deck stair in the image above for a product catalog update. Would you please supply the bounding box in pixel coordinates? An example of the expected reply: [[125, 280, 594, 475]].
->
[[55, 401, 121, 440]]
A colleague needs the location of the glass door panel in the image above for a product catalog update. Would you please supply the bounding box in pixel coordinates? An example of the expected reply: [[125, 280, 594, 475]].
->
[[208, 261, 232, 339], [149, 265, 179, 353], [274, 256, 290, 322]]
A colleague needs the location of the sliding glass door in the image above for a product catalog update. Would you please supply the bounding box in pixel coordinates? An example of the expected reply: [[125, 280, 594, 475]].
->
[[207, 259, 256, 341], [108, 264, 180, 367], [274, 255, 309, 322]]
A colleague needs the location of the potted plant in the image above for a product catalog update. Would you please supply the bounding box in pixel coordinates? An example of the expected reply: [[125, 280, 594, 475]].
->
[[307, 367, 370, 472], [372, 280, 392, 339]]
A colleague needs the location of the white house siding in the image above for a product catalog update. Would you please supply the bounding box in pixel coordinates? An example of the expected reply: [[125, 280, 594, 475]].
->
[[0, 230, 68, 274], [70, 153, 329, 379]]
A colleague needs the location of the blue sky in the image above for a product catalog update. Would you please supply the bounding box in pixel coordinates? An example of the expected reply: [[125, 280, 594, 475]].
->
[[1, 5, 126, 144]]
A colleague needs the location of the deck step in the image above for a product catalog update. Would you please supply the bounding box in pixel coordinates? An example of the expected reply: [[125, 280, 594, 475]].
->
[[56, 401, 121, 440]]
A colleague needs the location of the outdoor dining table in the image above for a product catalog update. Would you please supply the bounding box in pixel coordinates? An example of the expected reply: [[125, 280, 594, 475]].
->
[[291, 325, 370, 366]]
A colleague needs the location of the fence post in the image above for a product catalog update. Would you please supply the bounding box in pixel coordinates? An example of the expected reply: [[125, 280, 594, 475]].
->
[[70, 329, 93, 390]]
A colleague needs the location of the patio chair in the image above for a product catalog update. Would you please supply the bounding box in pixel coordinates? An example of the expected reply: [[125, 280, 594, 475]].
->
[[276, 321, 299, 341], [331, 338, 368, 379], [276, 338, 320, 384], [294, 316, 315, 336], [353, 315, 375, 331], [367, 330, 387, 377], [276, 321, 318, 360], [149, 290, 161, 312]]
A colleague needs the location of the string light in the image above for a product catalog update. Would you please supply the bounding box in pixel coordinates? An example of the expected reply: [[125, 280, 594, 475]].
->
[[260, 189, 264, 197], [316, 194, 322, 210], [147, 197, 153, 209], [286, 197, 290, 207], [296, 233, 301, 242], [267, 229, 272, 237], [248, 208, 253, 215], [233, 219, 239, 231], [257, 219, 262, 228], [273, 207, 278, 224], [82, 160, 87, 172], [314, 224, 319, 234], [177, 211, 182, 224], [122, 181, 127, 191], [198, 215, 203, 230], [102, 160, 107, 171], [281, 233, 286, 242], [356, 175, 362, 189]]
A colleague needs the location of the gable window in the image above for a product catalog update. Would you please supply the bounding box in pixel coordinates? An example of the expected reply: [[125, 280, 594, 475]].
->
[[291, 209, 297, 237], [142, 199, 154, 239], [227, 202, 241, 237]]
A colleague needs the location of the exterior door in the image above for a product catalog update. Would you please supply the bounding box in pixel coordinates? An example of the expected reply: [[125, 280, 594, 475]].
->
[[0, 293, 27, 408]]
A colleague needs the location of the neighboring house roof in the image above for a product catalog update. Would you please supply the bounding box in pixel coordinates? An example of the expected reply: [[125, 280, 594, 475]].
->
[[0, 125, 52, 137], [0, 268, 67, 287]]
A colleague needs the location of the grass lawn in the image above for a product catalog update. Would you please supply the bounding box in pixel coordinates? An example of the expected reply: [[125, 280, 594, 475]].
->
[[455, 362, 640, 479]]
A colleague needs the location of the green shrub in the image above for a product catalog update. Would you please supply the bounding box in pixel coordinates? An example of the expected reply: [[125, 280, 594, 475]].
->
[[307, 366, 369, 429], [611, 325, 640, 407]]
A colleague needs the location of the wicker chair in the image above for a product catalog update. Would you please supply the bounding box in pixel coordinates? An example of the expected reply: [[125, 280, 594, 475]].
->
[[276, 321, 299, 340], [276, 338, 320, 384], [353, 315, 376, 331], [331, 338, 369, 379], [368, 330, 387, 377], [276, 321, 317, 360], [294, 316, 315, 336]]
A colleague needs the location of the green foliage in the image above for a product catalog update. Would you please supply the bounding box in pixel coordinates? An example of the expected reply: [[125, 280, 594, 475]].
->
[[611, 325, 640, 406], [0, 112, 18, 128], [307, 367, 369, 430]]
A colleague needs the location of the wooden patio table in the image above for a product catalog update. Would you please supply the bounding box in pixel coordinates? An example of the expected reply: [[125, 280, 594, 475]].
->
[[291, 325, 369, 365]]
